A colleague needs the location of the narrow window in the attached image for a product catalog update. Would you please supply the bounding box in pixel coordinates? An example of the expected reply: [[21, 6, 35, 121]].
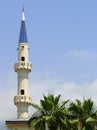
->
[[21, 90, 24, 95], [22, 46, 24, 49], [21, 57, 25, 61]]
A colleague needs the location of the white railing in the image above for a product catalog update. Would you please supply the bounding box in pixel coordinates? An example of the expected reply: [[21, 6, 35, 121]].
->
[[14, 95, 32, 104], [14, 61, 32, 71]]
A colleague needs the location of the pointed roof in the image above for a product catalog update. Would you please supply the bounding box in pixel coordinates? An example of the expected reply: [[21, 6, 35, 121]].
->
[[19, 8, 28, 43]]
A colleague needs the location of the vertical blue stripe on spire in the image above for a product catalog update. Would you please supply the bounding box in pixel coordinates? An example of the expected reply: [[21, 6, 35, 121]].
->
[[19, 21, 28, 43]]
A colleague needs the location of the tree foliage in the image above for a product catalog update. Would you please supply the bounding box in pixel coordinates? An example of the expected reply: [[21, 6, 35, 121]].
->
[[29, 94, 97, 130]]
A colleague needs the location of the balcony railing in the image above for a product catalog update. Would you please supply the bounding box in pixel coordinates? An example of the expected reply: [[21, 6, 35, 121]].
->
[[14, 95, 32, 104], [14, 61, 32, 71]]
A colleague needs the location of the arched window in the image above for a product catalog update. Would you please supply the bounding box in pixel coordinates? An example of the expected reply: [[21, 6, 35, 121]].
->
[[21, 90, 24, 95], [21, 57, 25, 61]]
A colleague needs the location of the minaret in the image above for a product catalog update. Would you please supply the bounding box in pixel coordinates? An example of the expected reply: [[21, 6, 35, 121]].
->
[[14, 8, 32, 120]]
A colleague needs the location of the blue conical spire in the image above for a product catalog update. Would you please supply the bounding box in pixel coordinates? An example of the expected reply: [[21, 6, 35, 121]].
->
[[19, 8, 28, 43]]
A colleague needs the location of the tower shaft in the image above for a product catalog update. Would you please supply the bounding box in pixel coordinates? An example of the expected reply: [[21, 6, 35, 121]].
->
[[14, 9, 32, 120]]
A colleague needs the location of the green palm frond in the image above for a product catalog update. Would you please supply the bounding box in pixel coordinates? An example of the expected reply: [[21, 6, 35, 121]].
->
[[54, 94, 61, 106], [69, 119, 78, 126], [86, 117, 96, 124], [69, 102, 82, 115], [83, 98, 93, 113], [40, 99, 53, 110], [60, 118, 68, 128], [76, 99, 82, 106], [47, 94, 55, 102], [59, 99, 69, 109], [43, 94, 48, 100], [31, 103, 42, 111], [29, 117, 43, 127], [42, 115, 52, 121]]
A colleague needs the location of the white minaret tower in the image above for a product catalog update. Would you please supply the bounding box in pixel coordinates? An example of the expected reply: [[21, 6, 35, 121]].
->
[[14, 8, 32, 120]]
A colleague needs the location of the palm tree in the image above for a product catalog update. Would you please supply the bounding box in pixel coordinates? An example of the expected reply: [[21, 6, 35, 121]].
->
[[29, 94, 69, 130], [69, 98, 97, 130]]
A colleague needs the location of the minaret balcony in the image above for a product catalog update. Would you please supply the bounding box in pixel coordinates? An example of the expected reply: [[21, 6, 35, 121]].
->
[[14, 95, 32, 105], [14, 61, 32, 72]]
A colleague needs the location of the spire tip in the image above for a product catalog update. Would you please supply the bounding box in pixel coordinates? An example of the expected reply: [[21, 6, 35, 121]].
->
[[22, 7, 25, 21], [22, 6, 24, 12]]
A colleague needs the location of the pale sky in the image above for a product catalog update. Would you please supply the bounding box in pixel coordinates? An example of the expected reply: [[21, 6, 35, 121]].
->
[[1, 0, 97, 121]]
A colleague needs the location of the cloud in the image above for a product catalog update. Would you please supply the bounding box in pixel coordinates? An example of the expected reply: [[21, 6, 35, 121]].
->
[[54, 80, 97, 105], [30, 79, 97, 107], [67, 50, 97, 59]]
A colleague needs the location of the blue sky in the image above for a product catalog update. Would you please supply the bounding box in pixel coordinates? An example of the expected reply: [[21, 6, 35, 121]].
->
[[1, 0, 97, 120]]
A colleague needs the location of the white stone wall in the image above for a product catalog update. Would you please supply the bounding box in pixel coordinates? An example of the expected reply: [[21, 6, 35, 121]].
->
[[17, 71, 29, 95], [18, 43, 29, 62], [14, 42, 32, 120]]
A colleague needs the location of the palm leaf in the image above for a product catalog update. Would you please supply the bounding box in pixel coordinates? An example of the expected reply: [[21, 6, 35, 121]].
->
[[31, 103, 42, 111], [86, 117, 96, 123], [59, 100, 69, 109], [40, 99, 53, 110], [54, 94, 61, 106], [76, 99, 81, 106], [83, 98, 93, 113], [47, 94, 55, 103]]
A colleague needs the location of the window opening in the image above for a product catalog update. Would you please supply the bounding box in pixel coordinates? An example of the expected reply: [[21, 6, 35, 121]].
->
[[21, 90, 24, 95], [22, 46, 24, 49], [21, 57, 25, 61]]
